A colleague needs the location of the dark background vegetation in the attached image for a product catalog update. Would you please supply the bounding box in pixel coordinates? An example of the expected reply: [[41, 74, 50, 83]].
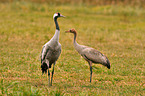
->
[[1, 0, 145, 7]]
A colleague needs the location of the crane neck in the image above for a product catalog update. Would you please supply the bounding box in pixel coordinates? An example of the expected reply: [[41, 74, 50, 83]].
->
[[73, 32, 78, 46], [54, 17, 59, 30], [72, 32, 82, 53], [52, 29, 60, 42], [51, 17, 60, 42]]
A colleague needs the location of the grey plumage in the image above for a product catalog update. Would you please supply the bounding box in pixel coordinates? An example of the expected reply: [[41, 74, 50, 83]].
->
[[41, 13, 65, 86], [66, 29, 110, 82]]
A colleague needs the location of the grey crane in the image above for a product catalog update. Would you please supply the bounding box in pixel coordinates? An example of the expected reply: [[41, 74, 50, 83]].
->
[[41, 13, 65, 86], [65, 29, 110, 82]]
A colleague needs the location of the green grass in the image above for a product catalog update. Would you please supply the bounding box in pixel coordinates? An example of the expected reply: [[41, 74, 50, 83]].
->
[[0, 1, 145, 95]]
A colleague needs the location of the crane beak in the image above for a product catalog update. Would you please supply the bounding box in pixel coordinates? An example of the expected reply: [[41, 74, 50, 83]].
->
[[65, 30, 70, 33], [65, 31, 70, 33], [60, 14, 66, 17]]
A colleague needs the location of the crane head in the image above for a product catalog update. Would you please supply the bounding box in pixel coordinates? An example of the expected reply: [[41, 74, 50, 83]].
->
[[65, 28, 77, 34], [53, 12, 65, 19]]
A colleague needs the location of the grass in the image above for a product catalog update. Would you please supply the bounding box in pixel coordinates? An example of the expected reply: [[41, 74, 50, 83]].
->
[[0, 1, 145, 95]]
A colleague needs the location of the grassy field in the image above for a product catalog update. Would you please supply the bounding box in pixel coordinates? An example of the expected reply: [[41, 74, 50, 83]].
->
[[0, 1, 145, 95]]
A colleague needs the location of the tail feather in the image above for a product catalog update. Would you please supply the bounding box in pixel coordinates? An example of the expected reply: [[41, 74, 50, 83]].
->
[[41, 62, 48, 74], [106, 58, 110, 69]]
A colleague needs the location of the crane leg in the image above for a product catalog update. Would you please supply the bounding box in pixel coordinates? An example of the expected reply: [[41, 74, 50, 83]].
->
[[46, 60, 51, 86], [48, 69, 50, 86], [88, 61, 92, 83], [50, 62, 56, 86]]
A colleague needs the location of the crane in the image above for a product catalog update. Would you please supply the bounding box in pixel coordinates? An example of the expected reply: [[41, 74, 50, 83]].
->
[[65, 29, 110, 82], [41, 13, 65, 86]]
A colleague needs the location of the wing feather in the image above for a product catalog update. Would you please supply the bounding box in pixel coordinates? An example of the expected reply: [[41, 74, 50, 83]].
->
[[41, 45, 50, 63], [82, 48, 106, 64]]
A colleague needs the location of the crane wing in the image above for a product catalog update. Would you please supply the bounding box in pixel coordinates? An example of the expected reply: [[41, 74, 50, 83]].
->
[[41, 45, 50, 63], [82, 48, 106, 64]]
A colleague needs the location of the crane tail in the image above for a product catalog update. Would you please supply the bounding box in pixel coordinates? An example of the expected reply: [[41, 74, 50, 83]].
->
[[106, 59, 110, 69], [41, 62, 48, 74]]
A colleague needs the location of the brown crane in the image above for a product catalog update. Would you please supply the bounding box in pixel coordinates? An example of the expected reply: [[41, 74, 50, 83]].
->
[[65, 29, 110, 82]]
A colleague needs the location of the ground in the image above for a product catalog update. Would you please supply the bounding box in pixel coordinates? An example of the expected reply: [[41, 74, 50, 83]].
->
[[0, 2, 145, 95]]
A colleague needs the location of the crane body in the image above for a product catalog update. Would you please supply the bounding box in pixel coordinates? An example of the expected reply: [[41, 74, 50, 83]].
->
[[41, 13, 65, 86], [66, 29, 110, 82]]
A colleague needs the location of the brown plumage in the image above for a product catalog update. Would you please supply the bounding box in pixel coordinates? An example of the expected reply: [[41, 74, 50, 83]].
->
[[65, 29, 110, 82]]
